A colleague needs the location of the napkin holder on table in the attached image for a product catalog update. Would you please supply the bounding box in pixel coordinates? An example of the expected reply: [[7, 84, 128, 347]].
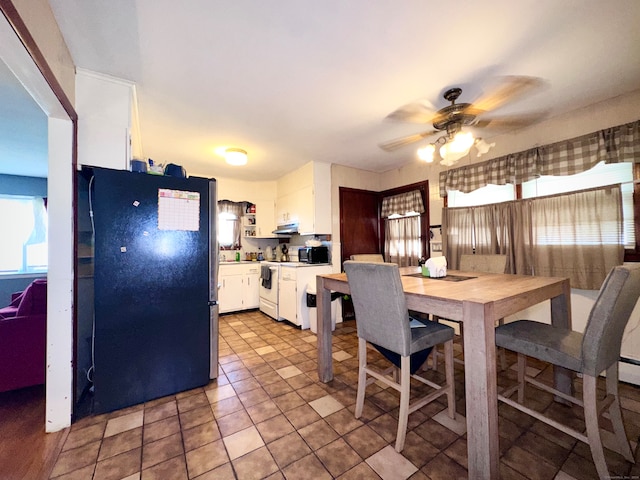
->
[[424, 256, 447, 278]]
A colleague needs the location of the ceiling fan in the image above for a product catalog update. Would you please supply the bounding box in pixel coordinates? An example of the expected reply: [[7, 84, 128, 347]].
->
[[379, 76, 546, 164]]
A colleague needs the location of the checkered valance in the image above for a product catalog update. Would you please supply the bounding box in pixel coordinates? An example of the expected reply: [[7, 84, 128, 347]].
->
[[381, 190, 425, 217], [439, 119, 640, 196]]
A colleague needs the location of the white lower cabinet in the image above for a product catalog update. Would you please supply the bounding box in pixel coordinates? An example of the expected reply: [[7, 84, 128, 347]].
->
[[244, 269, 260, 309], [278, 268, 298, 323], [219, 264, 261, 313], [278, 265, 334, 329]]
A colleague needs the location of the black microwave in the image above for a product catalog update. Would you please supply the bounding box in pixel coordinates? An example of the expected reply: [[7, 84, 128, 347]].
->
[[299, 246, 329, 264]]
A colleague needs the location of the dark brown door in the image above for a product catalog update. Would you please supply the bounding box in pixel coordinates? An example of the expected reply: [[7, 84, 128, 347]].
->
[[339, 187, 381, 267]]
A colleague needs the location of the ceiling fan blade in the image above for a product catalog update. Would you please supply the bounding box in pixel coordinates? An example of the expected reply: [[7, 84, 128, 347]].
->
[[474, 111, 548, 130], [385, 99, 438, 124], [378, 130, 437, 151], [472, 76, 545, 113]]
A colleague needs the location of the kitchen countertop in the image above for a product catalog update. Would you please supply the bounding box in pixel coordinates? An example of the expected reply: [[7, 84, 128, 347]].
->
[[219, 260, 260, 265], [220, 260, 333, 268], [261, 261, 332, 268]]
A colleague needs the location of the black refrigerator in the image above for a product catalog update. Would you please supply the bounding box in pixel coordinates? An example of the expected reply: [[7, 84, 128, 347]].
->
[[88, 167, 218, 414]]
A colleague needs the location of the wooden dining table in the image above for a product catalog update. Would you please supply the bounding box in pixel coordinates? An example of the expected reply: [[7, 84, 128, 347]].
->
[[315, 266, 572, 480]]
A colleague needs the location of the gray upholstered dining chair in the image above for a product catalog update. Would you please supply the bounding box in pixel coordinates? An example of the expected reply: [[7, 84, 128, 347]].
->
[[495, 264, 640, 479], [343, 261, 456, 452], [350, 254, 431, 324], [432, 253, 508, 369]]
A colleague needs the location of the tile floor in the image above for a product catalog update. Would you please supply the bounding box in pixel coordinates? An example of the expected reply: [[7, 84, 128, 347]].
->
[[51, 310, 640, 479]]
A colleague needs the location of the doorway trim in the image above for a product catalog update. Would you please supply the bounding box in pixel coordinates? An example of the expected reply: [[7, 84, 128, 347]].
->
[[0, 0, 78, 431]]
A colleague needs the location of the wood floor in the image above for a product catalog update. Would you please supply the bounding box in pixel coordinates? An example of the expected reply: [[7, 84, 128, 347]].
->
[[0, 385, 68, 480]]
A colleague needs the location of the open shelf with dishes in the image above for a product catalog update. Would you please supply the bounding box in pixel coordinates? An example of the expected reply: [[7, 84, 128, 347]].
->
[[243, 212, 256, 237]]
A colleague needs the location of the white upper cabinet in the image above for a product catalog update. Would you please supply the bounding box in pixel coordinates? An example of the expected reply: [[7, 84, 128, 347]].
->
[[276, 162, 331, 235], [76, 69, 140, 171], [254, 199, 277, 237], [275, 191, 299, 226]]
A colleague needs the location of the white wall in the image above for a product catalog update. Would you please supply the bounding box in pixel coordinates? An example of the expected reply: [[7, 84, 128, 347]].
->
[[11, 0, 75, 104], [216, 176, 277, 203]]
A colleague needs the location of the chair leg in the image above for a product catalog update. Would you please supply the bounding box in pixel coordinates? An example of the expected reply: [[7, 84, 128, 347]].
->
[[431, 316, 440, 370], [354, 338, 367, 419], [395, 355, 411, 452], [444, 339, 456, 419], [583, 374, 611, 480], [605, 363, 634, 462], [498, 318, 507, 371], [432, 318, 463, 369], [517, 353, 526, 404], [431, 347, 440, 370]]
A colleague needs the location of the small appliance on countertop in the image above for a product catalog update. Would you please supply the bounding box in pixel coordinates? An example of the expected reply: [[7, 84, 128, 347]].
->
[[299, 246, 329, 264], [265, 245, 274, 261]]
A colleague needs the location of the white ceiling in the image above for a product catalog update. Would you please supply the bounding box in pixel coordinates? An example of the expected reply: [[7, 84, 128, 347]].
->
[[5, 0, 640, 180]]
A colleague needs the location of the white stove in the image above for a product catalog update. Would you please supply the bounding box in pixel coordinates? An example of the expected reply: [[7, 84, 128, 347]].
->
[[258, 262, 280, 319], [259, 261, 337, 329]]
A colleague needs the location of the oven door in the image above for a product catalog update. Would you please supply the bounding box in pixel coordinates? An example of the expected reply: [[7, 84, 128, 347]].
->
[[259, 266, 279, 304]]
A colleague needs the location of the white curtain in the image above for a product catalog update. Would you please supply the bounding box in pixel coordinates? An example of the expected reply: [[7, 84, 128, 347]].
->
[[384, 216, 421, 266], [381, 190, 425, 266], [217, 200, 245, 248]]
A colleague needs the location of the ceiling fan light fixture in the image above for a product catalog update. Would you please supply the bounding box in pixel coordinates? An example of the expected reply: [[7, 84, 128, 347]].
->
[[439, 131, 474, 163], [475, 138, 495, 157], [450, 131, 475, 153], [224, 148, 248, 166], [417, 144, 435, 163]]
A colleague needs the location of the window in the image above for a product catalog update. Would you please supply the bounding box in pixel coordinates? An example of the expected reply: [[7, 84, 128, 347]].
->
[[522, 161, 634, 248], [447, 183, 515, 207], [443, 162, 630, 289], [0, 195, 48, 274], [447, 162, 634, 248], [217, 200, 244, 249], [218, 211, 239, 248], [381, 188, 427, 266], [385, 213, 422, 264]]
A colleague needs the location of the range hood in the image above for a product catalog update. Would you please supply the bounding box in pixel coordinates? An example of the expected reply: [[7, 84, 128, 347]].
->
[[272, 222, 298, 235]]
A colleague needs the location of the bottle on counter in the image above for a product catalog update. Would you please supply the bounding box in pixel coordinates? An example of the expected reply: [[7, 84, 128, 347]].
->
[[235, 251, 240, 262]]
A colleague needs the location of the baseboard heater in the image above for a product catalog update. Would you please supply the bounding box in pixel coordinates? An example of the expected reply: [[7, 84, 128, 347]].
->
[[620, 356, 640, 366]]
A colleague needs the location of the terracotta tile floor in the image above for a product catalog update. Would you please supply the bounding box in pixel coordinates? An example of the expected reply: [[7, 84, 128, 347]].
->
[[51, 310, 640, 479]]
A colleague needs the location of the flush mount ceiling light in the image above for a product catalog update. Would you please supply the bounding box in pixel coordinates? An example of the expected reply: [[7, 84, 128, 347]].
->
[[224, 148, 248, 166]]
